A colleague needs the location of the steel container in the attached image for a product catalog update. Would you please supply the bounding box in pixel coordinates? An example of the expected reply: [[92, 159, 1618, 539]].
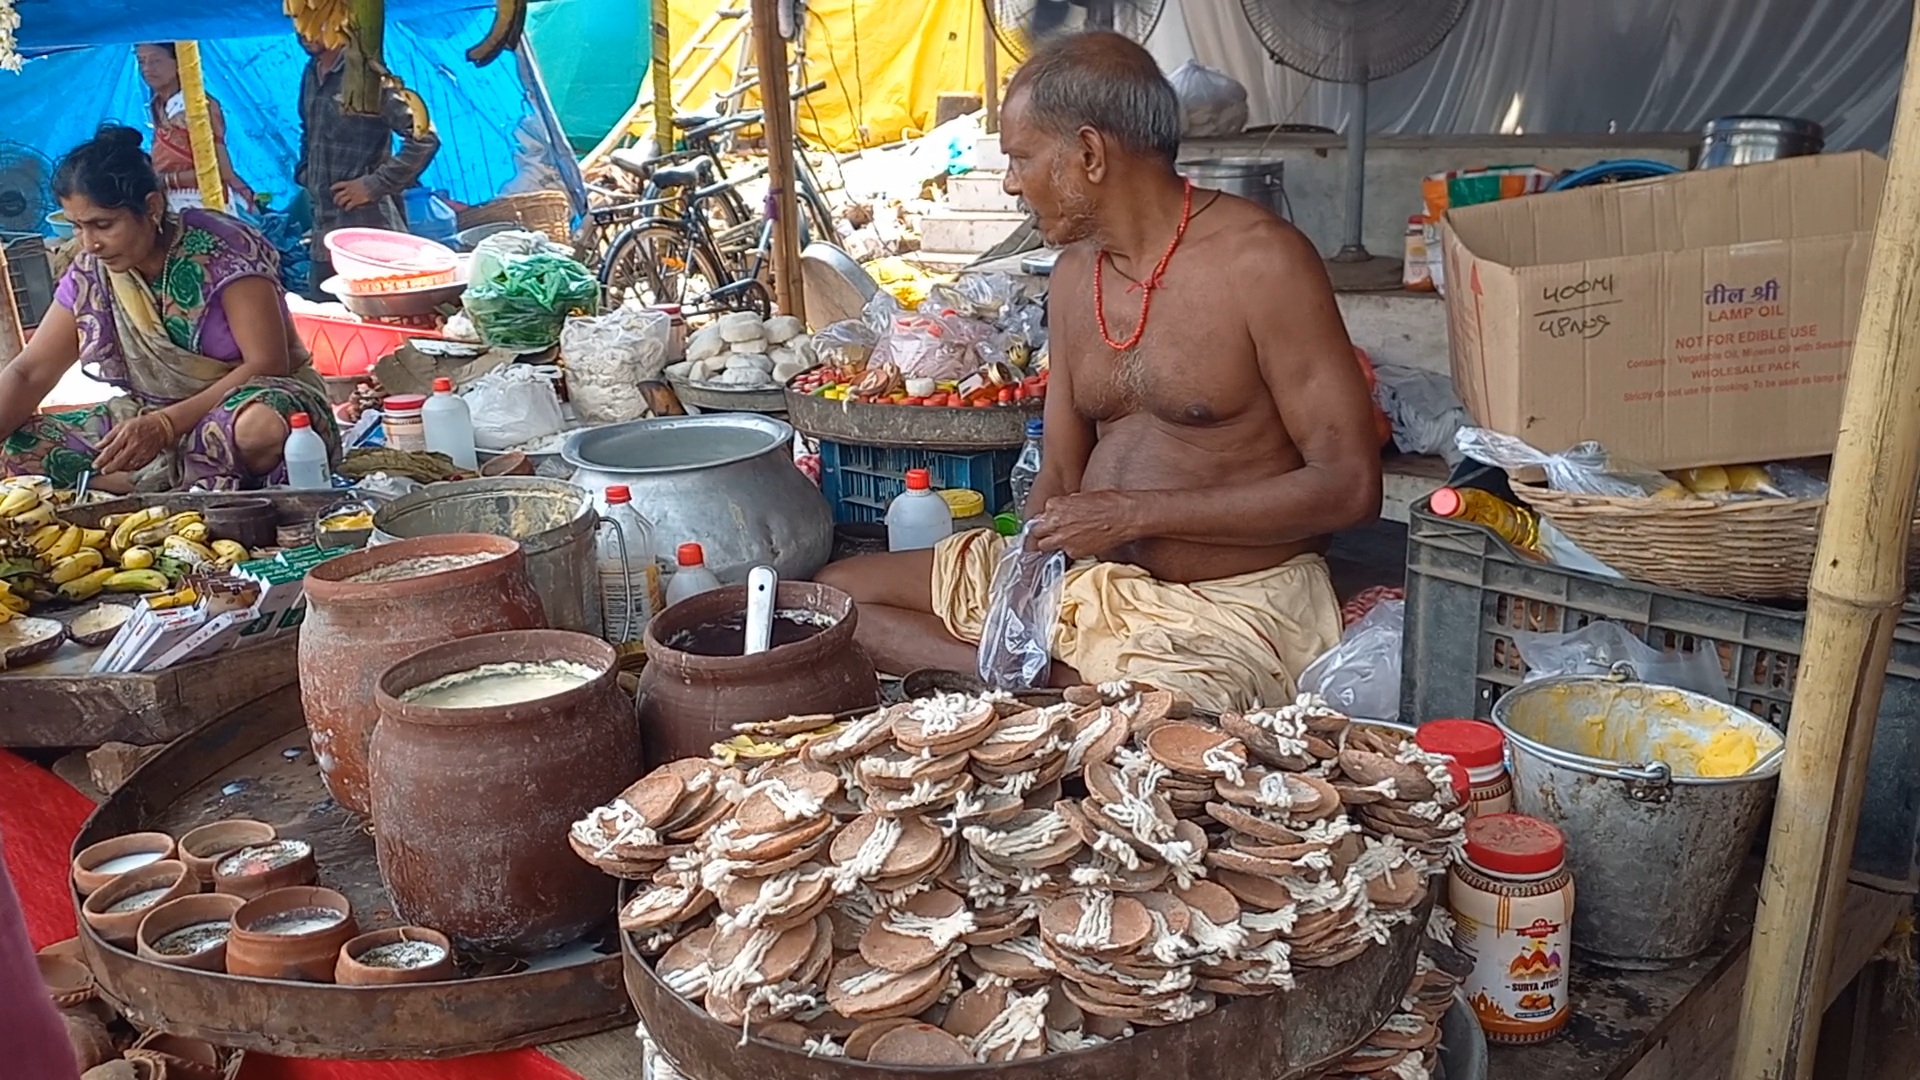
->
[[1698, 115, 1825, 169], [1178, 158, 1289, 218]]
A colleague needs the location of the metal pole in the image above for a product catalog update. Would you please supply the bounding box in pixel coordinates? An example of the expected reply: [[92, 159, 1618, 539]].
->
[[1339, 80, 1367, 257], [750, 0, 806, 321]]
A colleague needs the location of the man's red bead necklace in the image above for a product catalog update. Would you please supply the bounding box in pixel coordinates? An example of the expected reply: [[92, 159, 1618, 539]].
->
[[1093, 178, 1196, 353]]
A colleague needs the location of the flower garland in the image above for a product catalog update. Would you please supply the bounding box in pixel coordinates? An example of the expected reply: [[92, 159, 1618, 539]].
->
[[0, 0, 21, 73]]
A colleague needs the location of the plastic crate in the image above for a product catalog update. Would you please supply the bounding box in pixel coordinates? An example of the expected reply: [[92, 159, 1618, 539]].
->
[[1402, 500, 1920, 891], [3, 232, 53, 329], [292, 313, 444, 377], [818, 441, 1018, 525]]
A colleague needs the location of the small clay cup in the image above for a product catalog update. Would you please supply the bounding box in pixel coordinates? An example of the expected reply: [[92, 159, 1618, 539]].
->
[[36, 937, 84, 961], [179, 819, 277, 887], [72, 832, 177, 896], [36, 953, 95, 1008], [127, 1031, 225, 1080], [82, 860, 196, 948], [137, 893, 247, 972], [212, 837, 318, 900], [226, 886, 359, 982], [335, 926, 458, 985]]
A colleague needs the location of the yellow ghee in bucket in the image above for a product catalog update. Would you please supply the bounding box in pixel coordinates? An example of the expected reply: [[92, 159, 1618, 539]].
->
[[1532, 684, 1780, 778]]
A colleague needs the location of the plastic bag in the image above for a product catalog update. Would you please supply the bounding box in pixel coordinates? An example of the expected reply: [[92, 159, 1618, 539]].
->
[[469, 229, 571, 283], [876, 313, 991, 383], [1455, 427, 1686, 499], [1167, 60, 1249, 138], [977, 525, 1068, 691], [1298, 600, 1404, 721], [811, 318, 879, 372], [926, 273, 1021, 322], [462, 364, 568, 450], [562, 308, 671, 425], [1374, 364, 1469, 461], [464, 252, 600, 351], [1513, 620, 1730, 702]]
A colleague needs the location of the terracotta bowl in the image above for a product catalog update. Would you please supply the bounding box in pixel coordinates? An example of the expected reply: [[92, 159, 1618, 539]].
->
[[127, 1031, 226, 1080], [72, 832, 178, 896], [81, 860, 196, 949], [136, 893, 247, 972], [36, 936, 83, 960], [178, 819, 278, 887], [36, 953, 95, 1008], [211, 837, 318, 900], [226, 886, 359, 982], [335, 926, 459, 985]]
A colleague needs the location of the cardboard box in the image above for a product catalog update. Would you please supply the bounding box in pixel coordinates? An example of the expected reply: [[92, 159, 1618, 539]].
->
[[1441, 151, 1885, 470]]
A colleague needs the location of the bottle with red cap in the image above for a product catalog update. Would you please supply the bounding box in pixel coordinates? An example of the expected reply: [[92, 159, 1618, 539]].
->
[[664, 542, 723, 608], [885, 468, 953, 552], [596, 485, 662, 645], [283, 412, 332, 489], [1417, 719, 1513, 817], [422, 377, 478, 470], [1429, 485, 1542, 555], [1448, 813, 1574, 1044]]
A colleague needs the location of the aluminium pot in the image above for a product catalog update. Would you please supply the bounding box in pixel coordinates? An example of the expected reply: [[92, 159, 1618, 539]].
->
[[1178, 157, 1288, 219], [1698, 115, 1825, 169], [300, 533, 547, 817], [563, 414, 833, 584]]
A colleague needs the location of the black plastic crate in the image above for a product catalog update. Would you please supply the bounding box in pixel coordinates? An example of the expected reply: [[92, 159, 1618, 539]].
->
[[1401, 501, 1920, 891]]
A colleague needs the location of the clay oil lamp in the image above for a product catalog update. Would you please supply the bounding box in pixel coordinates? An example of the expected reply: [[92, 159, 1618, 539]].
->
[[178, 819, 277, 888], [81, 860, 195, 948], [126, 1032, 226, 1080], [211, 837, 318, 900], [335, 926, 458, 985], [225, 886, 359, 982], [72, 832, 177, 896], [136, 893, 247, 972], [36, 953, 95, 1009]]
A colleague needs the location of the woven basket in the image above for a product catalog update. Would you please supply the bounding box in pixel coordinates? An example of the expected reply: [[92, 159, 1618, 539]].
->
[[1513, 481, 1920, 600], [455, 191, 574, 246]]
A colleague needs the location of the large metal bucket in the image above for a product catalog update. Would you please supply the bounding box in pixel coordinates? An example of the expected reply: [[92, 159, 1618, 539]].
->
[[1177, 158, 1288, 219], [370, 477, 604, 637], [1489, 670, 1785, 968]]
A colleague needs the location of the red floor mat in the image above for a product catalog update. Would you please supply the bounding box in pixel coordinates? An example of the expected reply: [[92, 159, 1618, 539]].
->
[[0, 750, 585, 1080]]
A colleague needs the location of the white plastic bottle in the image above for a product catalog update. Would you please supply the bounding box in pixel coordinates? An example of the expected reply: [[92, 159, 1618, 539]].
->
[[886, 468, 953, 551], [597, 485, 663, 644], [283, 412, 331, 490], [422, 377, 479, 470], [665, 542, 724, 609]]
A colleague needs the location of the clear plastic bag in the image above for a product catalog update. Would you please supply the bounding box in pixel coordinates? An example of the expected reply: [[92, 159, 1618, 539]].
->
[[1514, 620, 1730, 701], [1455, 427, 1686, 499], [462, 364, 568, 450], [812, 318, 879, 372], [1167, 60, 1250, 138], [1373, 364, 1469, 461], [976, 525, 1068, 691], [562, 307, 671, 424], [1297, 599, 1404, 721], [464, 252, 600, 351]]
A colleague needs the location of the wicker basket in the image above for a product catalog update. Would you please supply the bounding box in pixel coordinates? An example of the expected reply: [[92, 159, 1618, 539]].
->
[[455, 191, 574, 246], [1513, 481, 1920, 600]]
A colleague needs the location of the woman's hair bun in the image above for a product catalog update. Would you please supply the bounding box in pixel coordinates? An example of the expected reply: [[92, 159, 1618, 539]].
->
[[53, 124, 163, 213]]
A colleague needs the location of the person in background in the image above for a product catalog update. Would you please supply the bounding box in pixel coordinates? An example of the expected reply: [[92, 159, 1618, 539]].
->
[[0, 843, 79, 1079], [295, 32, 441, 289], [137, 42, 256, 213]]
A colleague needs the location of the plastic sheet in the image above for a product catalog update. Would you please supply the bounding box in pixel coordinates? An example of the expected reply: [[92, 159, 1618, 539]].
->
[[976, 525, 1067, 691], [1455, 427, 1684, 499], [1298, 599, 1404, 721], [1514, 620, 1731, 702], [1374, 364, 1469, 462]]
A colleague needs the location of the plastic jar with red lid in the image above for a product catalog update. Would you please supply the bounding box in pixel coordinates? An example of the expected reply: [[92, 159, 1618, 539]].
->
[[1417, 718, 1513, 817], [1448, 813, 1574, 1044]]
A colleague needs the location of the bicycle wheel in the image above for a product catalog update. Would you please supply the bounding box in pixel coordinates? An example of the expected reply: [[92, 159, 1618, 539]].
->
[[600, 222, 728, 311]]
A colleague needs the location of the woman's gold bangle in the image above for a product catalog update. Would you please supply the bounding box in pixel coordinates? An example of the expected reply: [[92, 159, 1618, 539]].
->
[[154, 411, 177, 443]]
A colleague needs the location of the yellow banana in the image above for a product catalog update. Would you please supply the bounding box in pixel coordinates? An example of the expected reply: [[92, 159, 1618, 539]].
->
[[104, 569, 171, 594], [110, 506, 166, 552], [99, 513, 129, 533], [0, 593, 27, 613], [177, 522, 211, 544], [210, 539, 249, 563], [44, 525, 83, 561], [146, 586, 200, 610], [57, 568, 115, 602], [25, 524, 63, 553], [79, 528, 108, 549], [0, 486, 39, 517], [162, 511, 203, 530], [49, 549, 104, 585], [10, 502, 57, 529], [0, 605, 13, 624], [119, 546, 155, 571], [162, 536, 218, 566]]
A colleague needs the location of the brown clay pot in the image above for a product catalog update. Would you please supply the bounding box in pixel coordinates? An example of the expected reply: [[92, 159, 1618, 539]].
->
[[81, 860, 196, 949], [178, 819, 277, 887], [371, 629, 640, 954], [335, 926, 459, 985], [225, 886, 359, 982], [210, 838, 318, 900], [636, 581, 879, 766], [136, 892, 246, 972], [64, 1012, 119, 1073], [72, 832, 177, 896], [299, 533, 548, 817]]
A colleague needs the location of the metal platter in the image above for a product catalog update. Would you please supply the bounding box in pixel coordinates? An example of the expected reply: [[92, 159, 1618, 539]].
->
[[785, 385, 1039, 451], [624, 895, 1431, 1080], [668, 375, 790, 415], [73, 683, 633, 1059]]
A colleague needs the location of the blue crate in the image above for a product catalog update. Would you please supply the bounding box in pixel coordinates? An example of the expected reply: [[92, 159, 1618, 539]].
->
[[819, 441, 1019, 524]]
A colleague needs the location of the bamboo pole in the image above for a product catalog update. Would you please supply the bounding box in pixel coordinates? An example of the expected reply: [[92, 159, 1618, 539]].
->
[[749, 0, 805, 321], [983, 19, 1000, 134], [649, 0, 672, 150], [1732, 5, 1920, 1079], [174, 42, 227, 214]]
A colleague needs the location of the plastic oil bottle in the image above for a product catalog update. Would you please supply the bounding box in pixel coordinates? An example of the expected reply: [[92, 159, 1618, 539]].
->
[[1430, 486, 1543, 555], [283, 413, 331, 489], [422, 377, 478, 470], [664, 542, 724, 608], [886, 468, 953, 551], [597, 485, 663, 646]]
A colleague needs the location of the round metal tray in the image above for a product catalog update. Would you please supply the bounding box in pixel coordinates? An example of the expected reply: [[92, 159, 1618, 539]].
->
[[785, 385, 1039, 451], [73, 683, 631, 1059], [668, 375, 789, 415], [624, 891, 1431, 1080]]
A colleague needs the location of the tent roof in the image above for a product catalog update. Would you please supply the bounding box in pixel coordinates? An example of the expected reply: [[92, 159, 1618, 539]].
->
[[15, 0, 498, 51]]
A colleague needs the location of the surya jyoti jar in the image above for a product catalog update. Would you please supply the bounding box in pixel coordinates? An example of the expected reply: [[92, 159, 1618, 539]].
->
[[1448, 813, 1574, 1044]]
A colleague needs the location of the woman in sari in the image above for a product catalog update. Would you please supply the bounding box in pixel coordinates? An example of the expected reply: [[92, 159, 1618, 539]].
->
[[138, 42, 255, 213], [0, 125, 339, 492]]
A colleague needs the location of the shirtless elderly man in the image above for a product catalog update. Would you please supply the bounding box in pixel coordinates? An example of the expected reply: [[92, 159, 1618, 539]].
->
[[817, 32, 1381, 713]]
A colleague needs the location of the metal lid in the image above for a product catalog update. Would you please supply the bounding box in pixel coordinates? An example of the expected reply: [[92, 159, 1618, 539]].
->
[[1464, 814, 1566, 877], [1416, 719, 1505, 769]]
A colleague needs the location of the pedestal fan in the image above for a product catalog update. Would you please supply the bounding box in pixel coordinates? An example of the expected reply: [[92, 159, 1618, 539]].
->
[[986, 0, 1166, 62], [1237, 0, 1469, 290]]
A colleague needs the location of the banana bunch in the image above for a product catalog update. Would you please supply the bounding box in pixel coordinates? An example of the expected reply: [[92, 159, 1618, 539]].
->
[[0, 484, 260, 609], [286, 0, 353, 52]]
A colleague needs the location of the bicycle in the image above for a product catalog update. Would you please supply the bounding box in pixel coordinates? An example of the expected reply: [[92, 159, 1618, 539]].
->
[[597, 160, 776, 317]]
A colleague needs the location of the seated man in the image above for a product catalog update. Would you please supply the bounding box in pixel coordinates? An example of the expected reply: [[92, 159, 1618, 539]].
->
[[816, 31, 1382, 713]]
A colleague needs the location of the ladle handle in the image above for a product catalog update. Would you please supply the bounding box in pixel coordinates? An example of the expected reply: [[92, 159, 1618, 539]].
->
[[744, 565, 777, 654], [594, 513, 636, 643]]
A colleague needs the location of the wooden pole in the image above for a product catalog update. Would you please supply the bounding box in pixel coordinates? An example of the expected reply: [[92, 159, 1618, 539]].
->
[[649, 0, 673, 154], [1732, 5, 1920, 1078], [0, 245, 24, 365], [749, 0, 805, 321], [175, 42, 228, 214], [983, 19, 1000, 134]]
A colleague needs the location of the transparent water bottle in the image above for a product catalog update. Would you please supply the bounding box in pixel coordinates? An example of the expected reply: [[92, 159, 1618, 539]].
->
[[597, 485, 662, 644], [1010, 418, 1044, 518], [422, 377, 478, 470], [283, 412, 331, 489]]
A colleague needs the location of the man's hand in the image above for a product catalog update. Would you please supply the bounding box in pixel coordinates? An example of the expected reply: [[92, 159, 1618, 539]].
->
[[331, 178, 376, 211], [1027, 491, 1139, 560], [93, 413, 174, 475]]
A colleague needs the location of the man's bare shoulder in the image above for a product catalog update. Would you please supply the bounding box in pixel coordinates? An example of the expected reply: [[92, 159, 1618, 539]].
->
[[1205, 203, 1325, 285]]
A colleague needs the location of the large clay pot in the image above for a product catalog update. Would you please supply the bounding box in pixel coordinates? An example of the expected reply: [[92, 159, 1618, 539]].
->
[[637, 581, 879, 767], [371, 629, 641, 954], [300, 533, 547, 817]]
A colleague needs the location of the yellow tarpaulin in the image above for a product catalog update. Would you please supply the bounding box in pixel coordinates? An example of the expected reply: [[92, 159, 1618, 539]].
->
[[667, 0, 1016, 152]]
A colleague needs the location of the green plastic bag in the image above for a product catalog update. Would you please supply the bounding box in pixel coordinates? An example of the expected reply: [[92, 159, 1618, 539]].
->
[[463, 253, 600, 351]]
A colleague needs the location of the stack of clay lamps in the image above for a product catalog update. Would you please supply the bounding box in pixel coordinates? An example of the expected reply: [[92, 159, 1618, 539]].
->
[[572, 684, 1468, 1062], [1310, 911, 1470, 1080]]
